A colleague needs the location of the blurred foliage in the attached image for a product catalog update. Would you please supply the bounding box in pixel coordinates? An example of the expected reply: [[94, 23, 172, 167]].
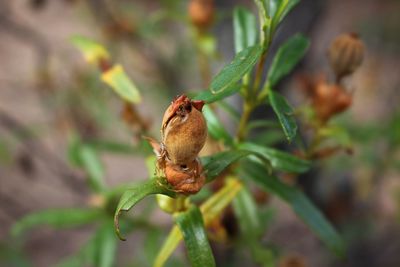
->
[[3, 0, 399, 267]]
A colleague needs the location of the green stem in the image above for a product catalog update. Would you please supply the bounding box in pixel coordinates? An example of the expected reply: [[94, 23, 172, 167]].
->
[[236, 102, 253, 142]]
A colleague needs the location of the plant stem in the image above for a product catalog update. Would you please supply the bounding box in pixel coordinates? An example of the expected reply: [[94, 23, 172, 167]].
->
[[253, 52, 267, 94], [236, 102, 253, 142]]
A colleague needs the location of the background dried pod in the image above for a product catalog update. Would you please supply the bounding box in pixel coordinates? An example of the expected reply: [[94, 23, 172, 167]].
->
[[328, 33, 364, 81], [188, 0, 215, 30]]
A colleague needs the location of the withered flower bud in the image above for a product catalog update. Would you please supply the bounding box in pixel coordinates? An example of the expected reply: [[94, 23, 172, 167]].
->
[[188, 0, 215, 30], [144, 95, 207, 195], [164, 160, 205, 195], [313, 82, 352, 122], [162, 95, 207, 165], [328, 33, 364, 81]]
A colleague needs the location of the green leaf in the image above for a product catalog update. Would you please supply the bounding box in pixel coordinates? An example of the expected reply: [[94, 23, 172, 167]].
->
[[70, 35, 109, 64], [243, 161, 345, 257], [154, 178, 242, 267], [12, 208, 102, 237], [233, 7, 258, 54], [114, 178, 176, 240], [251, 130, 285, 146], [57, 221, 116, 267], [267, 34, 309, 87], [268, 90, 297, 142], [94, 221, 117, 267], [101, 65, 141, 104], [202, 106, 233, 145], [175, 206, 216, 267], [80, 145, 105, 192], [210, 45, 263, 93], [233, 187, 261, 237], [253, 0, 271, 44], [0, 242, 32, 267], [193, 84, 241, 104], [201, 150, 250, 182], [238, 142, 310, 173], [233, 186, 275, 266]]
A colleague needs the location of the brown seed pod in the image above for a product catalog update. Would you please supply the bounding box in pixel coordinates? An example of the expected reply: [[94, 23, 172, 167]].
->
[[164, 159, 205, 195], [313, 82, 352, 122], [162, 95, 207, 165], [188, 0, 215, 30], [328, 33, 364, 81]]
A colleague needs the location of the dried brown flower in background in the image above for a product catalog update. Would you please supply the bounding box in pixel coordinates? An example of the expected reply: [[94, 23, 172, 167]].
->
[[328, 33, 364, 82], [188, 0, 215, 30]]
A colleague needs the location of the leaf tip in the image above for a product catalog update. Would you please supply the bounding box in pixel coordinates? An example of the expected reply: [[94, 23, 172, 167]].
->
[[114, 211, 126, 241]]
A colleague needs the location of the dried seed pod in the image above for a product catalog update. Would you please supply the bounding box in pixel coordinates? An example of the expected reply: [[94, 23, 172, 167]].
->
[[162, 95, 207, 165], [313, 82, 352, 122], [188, 0, 215, 30], [328, 33, 364, 81], [164, 159, 205, 195]]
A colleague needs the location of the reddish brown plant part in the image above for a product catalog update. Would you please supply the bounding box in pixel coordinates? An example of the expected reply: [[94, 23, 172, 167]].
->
[[188, 0, 215, 30], [164, 159, 206, 195], [145, 95, 207, 195], [297, 75, 353, 123], [328, 32, 364, 82], [312, 81, 352, 123], [162, 95, 207, 165]]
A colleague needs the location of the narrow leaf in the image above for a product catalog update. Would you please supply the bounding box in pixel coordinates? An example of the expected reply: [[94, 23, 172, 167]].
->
[[101, 65, 141, 103], [233, 7, 257, 54], [80, 145, 105, 192], [95, 221, 117, 267], [267, 34, 309, 87], [232, 187, 261, 237], [193, 84, 241, 104], [12, 208, 102, 237], [175, 206, 216, 267], [57, 221, 115, 267], [238, 142, 310, 173], [70, 35, 109, 64], [210, 45, 262, 93], [269, 90, 297, 142], [243, 161, 345, 256], [114, 178, 176, 240], [201, 150, 250, 182]]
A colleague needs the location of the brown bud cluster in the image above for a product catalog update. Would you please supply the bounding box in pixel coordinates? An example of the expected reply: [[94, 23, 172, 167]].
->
[[146, 95, 207, 194], [188, 0, 215, 30], [313, 81, 352, 122], [328, 33, 364, 81], [299, 75, 352, 123]]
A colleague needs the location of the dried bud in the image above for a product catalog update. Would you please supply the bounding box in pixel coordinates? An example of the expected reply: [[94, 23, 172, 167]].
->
[[328, 33, 364, 81], [162, 95, 207, 165], [188, 0, 215, 30], [164, 159, 205, 195], [313, 81, 352, 122]]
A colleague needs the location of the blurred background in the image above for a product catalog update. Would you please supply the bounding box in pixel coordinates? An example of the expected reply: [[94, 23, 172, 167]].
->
[[0, 0, 399, 266]]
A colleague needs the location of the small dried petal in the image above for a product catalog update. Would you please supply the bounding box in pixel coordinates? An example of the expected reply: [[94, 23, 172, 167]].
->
[[328, 33, 364, 81]]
